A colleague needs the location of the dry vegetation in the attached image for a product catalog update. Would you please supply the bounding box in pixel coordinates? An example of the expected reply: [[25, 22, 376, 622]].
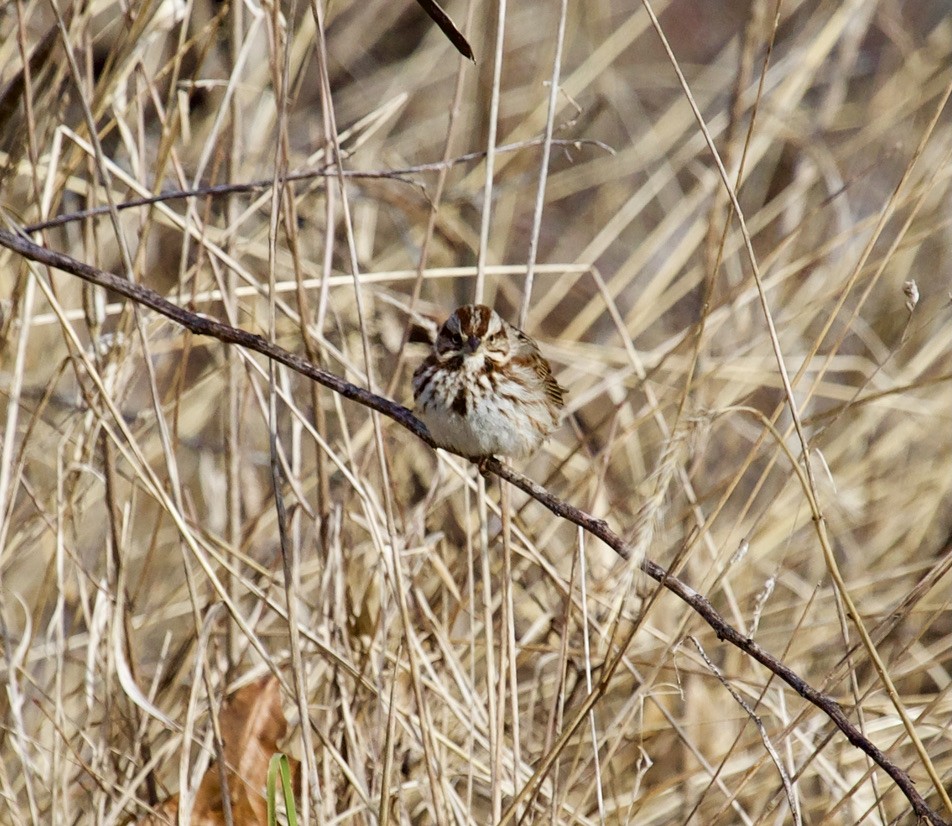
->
[[1, 0, 952, 823]]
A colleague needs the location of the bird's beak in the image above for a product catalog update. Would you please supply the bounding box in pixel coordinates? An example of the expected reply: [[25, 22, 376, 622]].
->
[[465, 335, 480, 353]]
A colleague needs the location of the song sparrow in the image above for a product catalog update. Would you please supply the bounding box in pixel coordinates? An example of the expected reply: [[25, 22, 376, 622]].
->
[[412, 304, 565, 460]]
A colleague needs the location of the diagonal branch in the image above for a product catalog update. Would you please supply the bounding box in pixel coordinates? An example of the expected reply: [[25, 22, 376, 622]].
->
[[0, 226, 945, 826]]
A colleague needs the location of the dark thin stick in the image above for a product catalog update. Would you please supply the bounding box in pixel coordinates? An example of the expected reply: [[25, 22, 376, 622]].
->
[[0, 227, 945, 826], [414, 0, 475, 61], [22, 138, 614, 234]]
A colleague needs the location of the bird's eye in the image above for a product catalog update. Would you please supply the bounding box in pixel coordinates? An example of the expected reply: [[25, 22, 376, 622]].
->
[[449, 331, 463, 346]]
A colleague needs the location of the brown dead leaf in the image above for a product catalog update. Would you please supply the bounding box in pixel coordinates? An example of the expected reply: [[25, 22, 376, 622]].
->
[[136, 675, 294, 825]]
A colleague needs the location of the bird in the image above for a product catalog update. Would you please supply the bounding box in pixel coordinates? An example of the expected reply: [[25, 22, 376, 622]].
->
[[412, 304, 565, 461]]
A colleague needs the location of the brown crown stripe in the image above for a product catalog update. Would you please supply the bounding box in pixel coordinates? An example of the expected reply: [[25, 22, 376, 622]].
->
[[457, 304, 493, 337]]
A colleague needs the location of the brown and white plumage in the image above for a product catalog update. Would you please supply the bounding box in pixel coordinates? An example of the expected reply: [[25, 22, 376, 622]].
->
[[412, 304, 565, 459]]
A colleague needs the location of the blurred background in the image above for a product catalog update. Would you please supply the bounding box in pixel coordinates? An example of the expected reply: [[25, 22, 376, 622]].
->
[[1, 0, 951, 822]]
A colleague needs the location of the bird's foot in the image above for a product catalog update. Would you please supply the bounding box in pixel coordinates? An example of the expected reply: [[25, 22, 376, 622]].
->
[[474, 455, 495, 476]]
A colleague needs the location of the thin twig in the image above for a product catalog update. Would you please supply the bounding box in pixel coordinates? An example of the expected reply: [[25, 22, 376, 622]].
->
[[21, 138, 614, 234], [686, 636, 801, 826]]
